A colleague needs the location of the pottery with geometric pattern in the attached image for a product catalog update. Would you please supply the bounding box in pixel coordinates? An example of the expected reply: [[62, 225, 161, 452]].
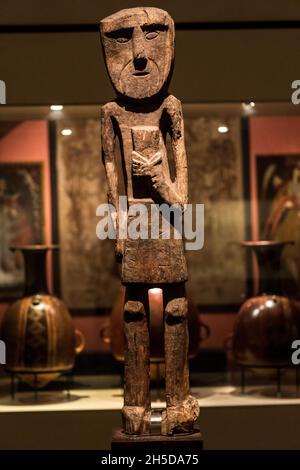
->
[[0, 245, 84, 388]]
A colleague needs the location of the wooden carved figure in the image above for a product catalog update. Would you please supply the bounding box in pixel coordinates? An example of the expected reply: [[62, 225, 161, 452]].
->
[[100, 7, 199, 435]]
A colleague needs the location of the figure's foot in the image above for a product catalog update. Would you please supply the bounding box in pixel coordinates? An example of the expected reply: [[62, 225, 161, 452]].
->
[[122, 406, 151, 435], [161, 395, 200, 435]]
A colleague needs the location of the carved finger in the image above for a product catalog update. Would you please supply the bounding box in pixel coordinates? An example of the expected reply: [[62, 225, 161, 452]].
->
[[132, 150, 148, 164], [149, 151, 162, 166]]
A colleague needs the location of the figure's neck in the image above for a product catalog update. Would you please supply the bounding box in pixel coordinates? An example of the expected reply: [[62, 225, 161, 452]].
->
[[115, 91, 169, 112]]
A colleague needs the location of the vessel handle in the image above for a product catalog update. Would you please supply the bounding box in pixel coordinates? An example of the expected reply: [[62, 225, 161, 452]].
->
[[224, 334, 233, 353], [199, 321, 210, 342], [99, 325, 111, 345], [75, 329, 85, 354]]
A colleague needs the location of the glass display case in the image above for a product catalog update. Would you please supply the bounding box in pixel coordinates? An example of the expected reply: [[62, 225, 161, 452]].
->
[[1, 102, 300, 449]]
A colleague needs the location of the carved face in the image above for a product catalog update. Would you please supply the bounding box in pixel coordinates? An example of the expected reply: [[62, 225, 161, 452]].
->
[[100, 7, 175, 100]]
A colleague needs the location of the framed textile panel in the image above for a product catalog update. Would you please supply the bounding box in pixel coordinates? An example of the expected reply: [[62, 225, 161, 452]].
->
[[55, 119, 120, 312], [184, 108, 247, 306], [251, 153, 300, 295], [0, 162, 44, 298]]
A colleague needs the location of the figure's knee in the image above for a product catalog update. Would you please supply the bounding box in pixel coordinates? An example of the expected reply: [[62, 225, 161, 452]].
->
[[124, 300, 146, 322], [165, 297, 187, 324]]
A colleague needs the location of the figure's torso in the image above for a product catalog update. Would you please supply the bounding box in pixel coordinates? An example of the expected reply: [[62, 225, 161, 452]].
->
[[102, 95, 188, 285], [103, 96, 172, 203]]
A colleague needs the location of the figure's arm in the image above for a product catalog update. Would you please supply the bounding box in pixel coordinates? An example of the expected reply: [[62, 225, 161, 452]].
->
[[101, 105, 123, 257], [165, 95, 188, 206], [101, 104, 117, 207], [144, 96, 188, 207]]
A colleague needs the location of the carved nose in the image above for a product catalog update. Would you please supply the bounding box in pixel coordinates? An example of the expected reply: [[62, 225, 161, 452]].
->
[[133, 57, 148, 71]]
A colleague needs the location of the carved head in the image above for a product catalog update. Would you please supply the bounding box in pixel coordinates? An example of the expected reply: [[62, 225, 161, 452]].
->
[[100, 7, 175, 100]]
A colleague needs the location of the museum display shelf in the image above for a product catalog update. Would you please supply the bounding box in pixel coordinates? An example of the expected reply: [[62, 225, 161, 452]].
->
[[0, 375, 300, 450]]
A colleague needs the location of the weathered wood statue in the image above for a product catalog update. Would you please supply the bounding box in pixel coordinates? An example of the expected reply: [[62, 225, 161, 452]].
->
[[100, 7, 199, 435]]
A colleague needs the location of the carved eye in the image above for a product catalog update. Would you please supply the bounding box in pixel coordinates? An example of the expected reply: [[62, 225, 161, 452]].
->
[[105, 28, 133, 43], [145, 31, 159, 40], [116, 36, 131, 43]]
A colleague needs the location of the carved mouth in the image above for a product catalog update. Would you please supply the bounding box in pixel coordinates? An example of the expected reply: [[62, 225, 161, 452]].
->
[[132, 71, 150, 76]]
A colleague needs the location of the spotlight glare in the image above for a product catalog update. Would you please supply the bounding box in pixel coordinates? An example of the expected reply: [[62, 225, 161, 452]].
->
[[50, 105, 63, 111], [61, 128, 72, 136], [242, 101, 256, 113], [218, 125, 229, 134], [149, 288, 162, 295]]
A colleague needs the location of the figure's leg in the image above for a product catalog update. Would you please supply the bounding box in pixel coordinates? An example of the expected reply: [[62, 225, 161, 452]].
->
[[162, 284, 199, 435], [122, 285, 151, 434]]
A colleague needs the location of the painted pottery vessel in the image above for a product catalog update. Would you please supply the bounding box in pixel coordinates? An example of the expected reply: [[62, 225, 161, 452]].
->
[[0, 245, 84, 388]]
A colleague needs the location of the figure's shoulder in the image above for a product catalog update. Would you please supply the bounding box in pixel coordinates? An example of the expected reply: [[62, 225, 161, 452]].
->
[[164, 95, 182, 115], [100, 100, 119, 118], [163, 94, 182, 112]]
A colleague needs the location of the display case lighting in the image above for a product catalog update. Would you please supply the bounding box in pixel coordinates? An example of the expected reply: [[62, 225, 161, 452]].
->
[[242, 101, 256, 112], [218, 125, 229, 134], [50, 105, 63, 111], [61, 128, 72, 136]]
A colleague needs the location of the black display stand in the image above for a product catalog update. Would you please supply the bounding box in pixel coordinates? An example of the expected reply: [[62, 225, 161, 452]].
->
[[111, 428, 203, 452], [239, 365, 300, 397], [9, 370, 73, 400]]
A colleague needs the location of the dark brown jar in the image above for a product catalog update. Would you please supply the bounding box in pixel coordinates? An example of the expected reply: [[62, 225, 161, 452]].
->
[[232, 241, 300, 367], [0, 245, 84, 388]]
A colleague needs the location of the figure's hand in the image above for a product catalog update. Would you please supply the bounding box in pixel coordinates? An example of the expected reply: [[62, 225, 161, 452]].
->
[[132, 150, 162, 176], [132, 150, 183, 205], [147, 164, 165, 191], [149, 165, 185, 207]]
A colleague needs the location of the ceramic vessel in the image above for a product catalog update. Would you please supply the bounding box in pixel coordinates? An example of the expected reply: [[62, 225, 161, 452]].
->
[[232, 241, 300, 367], [0, 245, 84, 388]]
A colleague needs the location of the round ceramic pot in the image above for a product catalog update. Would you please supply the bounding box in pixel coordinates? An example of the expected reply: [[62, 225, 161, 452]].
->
[[232, 241, 300, 368], [0, 246, 84, 388]]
